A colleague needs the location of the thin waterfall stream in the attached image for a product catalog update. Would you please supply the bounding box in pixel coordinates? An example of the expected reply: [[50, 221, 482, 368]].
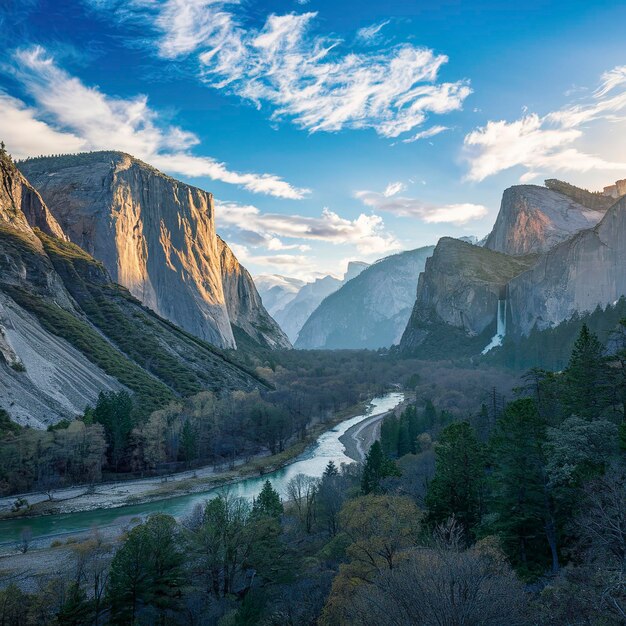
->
[[482, 299, 507, 354]]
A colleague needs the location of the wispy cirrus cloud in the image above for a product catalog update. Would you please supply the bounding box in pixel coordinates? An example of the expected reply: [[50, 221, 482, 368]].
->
[[356, 20, 390, 43], [216, 200, 401, 255], [401, 124, 449, 143], [3, 45, 308, 199], [91, 0, 471, 139], [355, 189, 488, 225], [464, 65, 626, 182]]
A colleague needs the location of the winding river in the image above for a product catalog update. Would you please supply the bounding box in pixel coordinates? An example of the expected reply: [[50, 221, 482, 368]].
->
[[0, 392, 403, 546]]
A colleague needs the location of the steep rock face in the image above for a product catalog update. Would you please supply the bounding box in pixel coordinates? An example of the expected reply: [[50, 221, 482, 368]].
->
[[19, 152, 286, 350], [508, 195, 626, 335], [272, 262, 370, 343], [218, 237, 291, 349], [296, 247, 434, 349], [400, 238, 535, 351], [0, 153, 264, 426], [254, 274, 305, 317], [0, 155, 67, 241], [484, 185, 607, 256]]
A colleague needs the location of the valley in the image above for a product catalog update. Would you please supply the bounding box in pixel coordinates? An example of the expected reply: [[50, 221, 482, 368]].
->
[[3, 0, 626, 621]]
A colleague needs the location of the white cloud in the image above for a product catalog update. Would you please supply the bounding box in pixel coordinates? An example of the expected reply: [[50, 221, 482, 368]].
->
[[96, 1, 471, 139], [216, 200, 401, 254], [228, 242, 320, 279], [464, 65, 626, 182], [355, 189, 488, 225], [401, 124, 449, 143], [356, 20, 390, 43], [383, 181, 406, 197], [0, 94, 86, 158], [6, 45, 308, 199]]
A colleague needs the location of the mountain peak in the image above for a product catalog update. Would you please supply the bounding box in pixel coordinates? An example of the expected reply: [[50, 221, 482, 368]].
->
[[484, 184, 608, 256]]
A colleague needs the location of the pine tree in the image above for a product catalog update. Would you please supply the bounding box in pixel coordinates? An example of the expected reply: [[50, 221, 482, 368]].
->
[[422, 399, 437, 431], [107, 514, 183, 622], [180, 420, 198, 464], [361, 441, 400, 494], [397, 420, 411, 457], [488, 399, 559, 577], [564, 324, 608, 419], [425, 421, 485, 537], [252, 480, 283, 519], [323, 460, 339, 477]]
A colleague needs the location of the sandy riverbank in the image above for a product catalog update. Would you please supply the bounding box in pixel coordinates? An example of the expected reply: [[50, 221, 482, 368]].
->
[[339, 410, 388, 462], [339, 397, 409, 462], [0, 401, 368, 521]]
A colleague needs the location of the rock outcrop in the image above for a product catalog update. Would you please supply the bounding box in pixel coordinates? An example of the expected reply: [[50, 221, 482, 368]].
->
[[296, 247, 434, 349], [218, 237, 290, 349], [484, 184, 608, 256], [0, 152, 264, 427], [18, 152, 288, 350], [400, 238, 535, 352], [508, 195, 626, 335]]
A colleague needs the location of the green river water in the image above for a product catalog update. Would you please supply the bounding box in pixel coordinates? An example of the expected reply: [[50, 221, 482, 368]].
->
[[0, 393, 403, 547]]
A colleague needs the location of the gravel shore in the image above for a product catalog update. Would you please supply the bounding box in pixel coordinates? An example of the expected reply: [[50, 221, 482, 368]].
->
[[339, 410, 389, 462]]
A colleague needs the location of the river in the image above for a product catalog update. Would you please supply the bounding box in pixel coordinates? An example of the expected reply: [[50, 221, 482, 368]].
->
[[0, 392, 403, 546]]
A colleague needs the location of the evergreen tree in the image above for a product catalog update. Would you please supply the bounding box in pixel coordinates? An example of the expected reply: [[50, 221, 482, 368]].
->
[[180, 420, 198, 464], [90, 391, 134, 470], [425, 421, 485, 537], [397, 420, 411, 457], [252, 480, 283, 519], [107, 514, 183, 623], [361, 441, 401, 494], [56, 582, 93, 626], [323, 460, 339, 477], [564, 324, 609, 419], [422, 399, 437, 431], [488, 399, 559, 577], [380, 415, 399, 457]]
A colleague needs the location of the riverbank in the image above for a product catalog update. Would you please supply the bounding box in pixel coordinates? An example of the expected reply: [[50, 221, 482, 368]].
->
[[0, 400, 369, 521], [340, 395, 409, 462]]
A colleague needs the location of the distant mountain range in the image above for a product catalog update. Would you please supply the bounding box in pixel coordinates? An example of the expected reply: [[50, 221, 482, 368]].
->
[[256, 262, 370, 343], [295, 247, 434, 350]]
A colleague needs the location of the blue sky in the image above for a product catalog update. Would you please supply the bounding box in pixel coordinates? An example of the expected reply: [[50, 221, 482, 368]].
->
[[2, 0, 626, 279]]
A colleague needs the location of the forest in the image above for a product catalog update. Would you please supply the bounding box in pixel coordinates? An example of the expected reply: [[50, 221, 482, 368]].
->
[[0, 322, 624, 624], [0, 349, 514, 496]]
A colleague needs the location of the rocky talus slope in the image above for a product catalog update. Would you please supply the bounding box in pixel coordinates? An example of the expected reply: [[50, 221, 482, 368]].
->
[[296, 247, 434, 349], [0, 153, 264, 427], [19, 152, 289, 350]]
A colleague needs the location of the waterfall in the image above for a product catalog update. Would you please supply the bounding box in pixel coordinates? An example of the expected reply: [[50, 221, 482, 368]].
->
[[482, 299, 507, 354]]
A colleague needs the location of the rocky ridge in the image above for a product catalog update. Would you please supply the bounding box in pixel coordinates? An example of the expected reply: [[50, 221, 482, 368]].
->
[[296, 248, 434, 349], [18, 152, 289, 350]]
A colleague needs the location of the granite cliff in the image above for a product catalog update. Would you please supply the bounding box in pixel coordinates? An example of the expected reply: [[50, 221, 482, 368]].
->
[[400, 238, 535, 353], [296, 248, 434, 349], [0, 152, 263, 427], [18, 152, 289, 350], [484, 183, 608, 256], [508, 195, 626, 335]]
